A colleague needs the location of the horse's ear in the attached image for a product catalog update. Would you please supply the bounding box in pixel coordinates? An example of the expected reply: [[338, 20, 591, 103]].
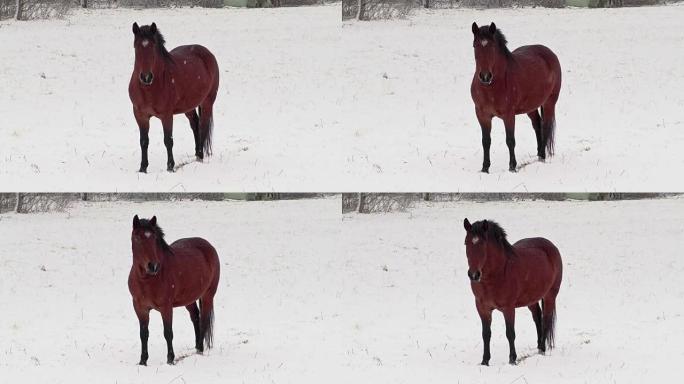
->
[[463, 218, 472, 231], [150, 215, 157, 227], [150, 22, 157, 35], [132, 22, 139, 35], [133, 215, 140, 228], [482, 219, 489, 232], [471, 22, 478, 35], [489, 22, 496, 34]]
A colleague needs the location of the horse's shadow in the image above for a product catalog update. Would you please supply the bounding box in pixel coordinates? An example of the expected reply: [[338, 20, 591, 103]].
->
[[515, 156, 544, 172], [173, 350, 202, 364], [173, 157, 201, 172]]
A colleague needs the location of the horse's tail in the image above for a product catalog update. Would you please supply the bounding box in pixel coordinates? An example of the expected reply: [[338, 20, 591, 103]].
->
[[201, 114, 213, 158], [543, 301, 557, 350], [203, 307, 214, 350], [541, 106, 556, 157]]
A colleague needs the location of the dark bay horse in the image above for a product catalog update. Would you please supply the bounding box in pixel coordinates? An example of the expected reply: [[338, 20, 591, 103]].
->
[[470, 22, 562, 172], [463, 218, 562, 365], [129, 22, 220, 173], [128, 215, 220, 365]]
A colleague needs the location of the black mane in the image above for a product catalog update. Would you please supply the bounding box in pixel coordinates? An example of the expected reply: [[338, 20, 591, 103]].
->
[[138, 218, 172, 253], [470, 219, 515, 256], [137, 25, 173, 62], [476, 25, 512, 59]]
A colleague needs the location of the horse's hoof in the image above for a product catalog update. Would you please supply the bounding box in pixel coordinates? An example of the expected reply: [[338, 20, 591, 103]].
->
[[481, 361, 489, 366], [138, 361, 147, 366], [167, 358, 175, 365], [138, 168, 147, 173], [509, 167, 517, 173], [481, 168, 489, 174], [167, 166, 175, 173], [509, 358, 517, 365]]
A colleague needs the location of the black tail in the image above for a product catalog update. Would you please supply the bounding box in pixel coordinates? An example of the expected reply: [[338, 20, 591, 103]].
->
[[544, 304, 556, 350], [202, 116, 213, 158], [202, 308, 214, 350], [541, 107, 556, 157]]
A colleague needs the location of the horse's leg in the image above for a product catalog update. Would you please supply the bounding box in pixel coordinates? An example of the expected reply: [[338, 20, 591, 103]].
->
[[502, 307, 517, 364], [134, 303, 150, 365], [527, 110, 544, 160], [161, 115, 175, 172], [134, 110, 150, 173], [528, 302, 544, 353], [476, 301, 492, 365], [160, 306, 175, 364], [503, 115, 517, 172], [186, 302, 202, 353], [475, 109, 493, 173], [185, 110, 201, 160]]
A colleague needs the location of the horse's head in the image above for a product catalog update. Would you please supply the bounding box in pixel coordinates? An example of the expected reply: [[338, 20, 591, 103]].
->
[[131, 215, 168, 276], [463, 218, 488, 282], [132, 22, 166, 86], [471, 22, 509, 86]]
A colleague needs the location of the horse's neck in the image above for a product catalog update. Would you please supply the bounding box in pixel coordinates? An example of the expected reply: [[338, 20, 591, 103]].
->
[[484, 244, 510, 278]]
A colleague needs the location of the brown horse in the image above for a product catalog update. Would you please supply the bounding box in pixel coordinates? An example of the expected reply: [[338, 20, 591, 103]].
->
[[129, 22, 220, 173], [463, 218, 562, 365], [128, 215, 220, 365], [470, 22, 562, 173]]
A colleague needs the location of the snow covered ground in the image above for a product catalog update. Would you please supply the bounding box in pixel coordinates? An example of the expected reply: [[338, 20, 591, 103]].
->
[[340, 197, 684, 383], [0, 197, 346, 383], [342, 5, 684, 191], [3, 196, 682, 383], [0, 5, 340, 192]]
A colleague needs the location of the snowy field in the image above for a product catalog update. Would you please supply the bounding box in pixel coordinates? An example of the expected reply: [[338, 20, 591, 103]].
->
[[0, 5, 340, 192], [0, 197, 346, 383], [340, 197, 684, 383], [342, 5, 684, 191]]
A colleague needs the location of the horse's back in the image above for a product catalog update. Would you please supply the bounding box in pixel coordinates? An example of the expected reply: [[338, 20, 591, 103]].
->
[[170, 237, 219, 263], [170, 45, 219, 77]]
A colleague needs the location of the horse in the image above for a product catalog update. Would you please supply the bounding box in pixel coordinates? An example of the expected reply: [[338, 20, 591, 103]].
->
[[470, 22, 562, 173], [129, 22, 220, 173], [128, 215, 220, 365], [462, 218, 562, 365]]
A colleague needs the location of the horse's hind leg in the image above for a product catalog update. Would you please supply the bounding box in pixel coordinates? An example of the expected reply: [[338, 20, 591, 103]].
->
[[527, 110, 544, 160], [528, 302, 544, 353], [185, 110, 202, 160], [161, 115, 175, 172], [186, 302, 202, 352]]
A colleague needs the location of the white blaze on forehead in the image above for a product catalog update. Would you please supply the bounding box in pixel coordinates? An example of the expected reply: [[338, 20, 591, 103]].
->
[[480, 40, 488, 47], [472, 236, 480, 244], [144, 231, 152, 238], [142, 39, 149, 47]]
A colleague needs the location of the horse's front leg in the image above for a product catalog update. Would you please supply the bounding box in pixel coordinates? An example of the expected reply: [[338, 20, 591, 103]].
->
[[503, 115, 517, 172], [134, 110, 150, 173], [475, 109, 493, 173], [476, 301, 492, 366], [503, 307, 517, 364], [161, 115, 175, 172], [134, 303, 150, 365], [161, 306, 175, 364]]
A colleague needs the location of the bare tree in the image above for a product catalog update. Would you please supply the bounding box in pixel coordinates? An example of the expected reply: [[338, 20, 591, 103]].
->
[[14, 0, 22, 20]]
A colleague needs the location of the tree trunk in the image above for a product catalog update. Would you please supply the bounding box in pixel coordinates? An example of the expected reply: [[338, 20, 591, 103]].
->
[[15, 193, 24, 213], [15, 0, 22, 20], [81, 0, 88, 8], [424, 0, 429, 8], [357, 193, 366, 213], [357, 0, 364, 20]]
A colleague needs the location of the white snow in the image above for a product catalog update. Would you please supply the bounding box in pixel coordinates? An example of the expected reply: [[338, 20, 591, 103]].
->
[[2, 196, 683, 383], [342, 5, 684, 191], [340, 197, 684, 383], [0, 5, 340, 192], [0, 197, 345, 382]]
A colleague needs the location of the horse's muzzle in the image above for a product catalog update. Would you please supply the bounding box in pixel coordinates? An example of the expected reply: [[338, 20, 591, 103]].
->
[[468, 270, 482, 282], [146, 262, 160, 275], [478, 71, 493, 85], [139, 72, 154, 86]]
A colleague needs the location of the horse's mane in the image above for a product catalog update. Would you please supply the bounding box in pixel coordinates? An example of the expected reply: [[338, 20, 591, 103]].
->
[[138, 218, 172, 253], [470, 220, 515, 256], [477, 25, 512, 59], [138, 25, 173, 62]]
